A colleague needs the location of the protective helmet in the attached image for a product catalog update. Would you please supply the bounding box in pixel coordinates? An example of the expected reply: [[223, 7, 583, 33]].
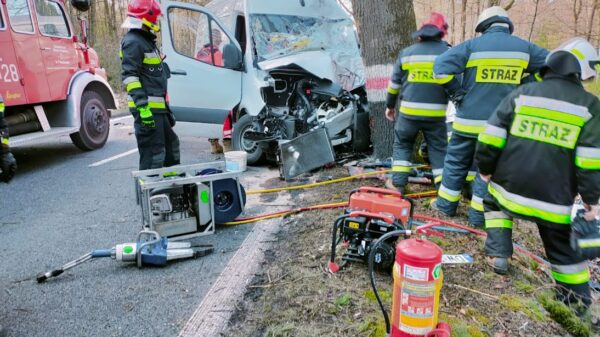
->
[[127, 0, 162, 32], [412, 12, 449, 39], [544, 37, 600, 80], [475, 6, 514, 34]]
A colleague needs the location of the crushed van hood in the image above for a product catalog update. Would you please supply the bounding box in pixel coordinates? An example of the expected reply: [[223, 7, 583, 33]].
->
[[258, 51, 365, 91]]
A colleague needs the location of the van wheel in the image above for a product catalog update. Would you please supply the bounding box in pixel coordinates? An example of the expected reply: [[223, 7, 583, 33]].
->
[[232, 114, 264, 165], [71, 91, 110, 151]]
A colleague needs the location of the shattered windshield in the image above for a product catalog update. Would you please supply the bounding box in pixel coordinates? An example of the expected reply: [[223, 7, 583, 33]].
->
[[250, 14, 359, 62]]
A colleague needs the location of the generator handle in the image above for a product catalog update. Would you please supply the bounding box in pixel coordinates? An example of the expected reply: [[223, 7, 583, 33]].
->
[[348, 211, 395, 224], [355, 186, 403, 198]]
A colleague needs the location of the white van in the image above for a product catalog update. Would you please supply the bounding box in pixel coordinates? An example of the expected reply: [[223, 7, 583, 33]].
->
[[161, 0, 370, 164]]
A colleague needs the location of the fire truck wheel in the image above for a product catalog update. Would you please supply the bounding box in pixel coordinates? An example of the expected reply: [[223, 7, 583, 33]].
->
[[71, 91, 110, 151], [232, 114, 264, 165]]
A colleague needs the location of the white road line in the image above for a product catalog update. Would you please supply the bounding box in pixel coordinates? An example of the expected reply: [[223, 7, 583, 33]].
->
[[89, 148, 138, 167], [111, 115, 133, 123]]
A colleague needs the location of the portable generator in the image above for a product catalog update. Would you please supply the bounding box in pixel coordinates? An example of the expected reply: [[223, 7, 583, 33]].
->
[[328, 187, 414, 273], [132, 162, 246, 240]]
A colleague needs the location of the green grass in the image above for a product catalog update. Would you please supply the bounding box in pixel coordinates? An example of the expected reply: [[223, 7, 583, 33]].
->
[[585, 80, 600, 97]]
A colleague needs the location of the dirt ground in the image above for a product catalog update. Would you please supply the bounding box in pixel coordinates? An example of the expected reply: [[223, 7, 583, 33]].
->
[[222, 166, 598, 337]]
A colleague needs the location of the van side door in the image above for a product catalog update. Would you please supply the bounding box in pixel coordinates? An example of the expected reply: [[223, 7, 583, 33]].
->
[[161, 1, 243, 134]]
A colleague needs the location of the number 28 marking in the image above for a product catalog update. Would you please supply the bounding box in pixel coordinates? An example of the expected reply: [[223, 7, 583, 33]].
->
[[1, 63, 20, 82]]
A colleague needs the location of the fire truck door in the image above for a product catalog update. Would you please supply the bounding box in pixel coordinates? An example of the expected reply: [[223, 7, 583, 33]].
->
[[0, 5, 28, 106], [34, 0, 78, 100], [161, 1, 242, 131], [6, 0, 51, 104]]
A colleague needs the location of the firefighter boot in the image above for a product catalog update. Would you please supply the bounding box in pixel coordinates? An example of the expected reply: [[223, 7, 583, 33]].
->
[[486, 257, 509, 275], [222, 139, 232, 153], [209, 139, 223, 154]]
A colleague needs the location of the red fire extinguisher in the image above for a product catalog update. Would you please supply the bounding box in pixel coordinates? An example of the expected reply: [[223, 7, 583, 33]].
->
[[369, 231, 451, 337]]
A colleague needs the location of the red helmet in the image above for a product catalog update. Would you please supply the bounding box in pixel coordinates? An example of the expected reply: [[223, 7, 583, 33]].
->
[[422, 12, 448, 38], [128, 0, 162, 31]]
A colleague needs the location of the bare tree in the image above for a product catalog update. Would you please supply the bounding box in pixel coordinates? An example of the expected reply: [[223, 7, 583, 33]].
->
[[351, 0, 417, 158], [461, 0, 467, 42], [574, 0, 583, 35], [451, 0, 456, 45], [587, 0, 599, 40], [529, 0, 540, 41]]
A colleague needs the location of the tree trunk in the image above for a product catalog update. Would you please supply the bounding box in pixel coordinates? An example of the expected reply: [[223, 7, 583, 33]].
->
[[351, 0, 416, 159], [451, 0, 456, 45], [587, 0, 599, 40]]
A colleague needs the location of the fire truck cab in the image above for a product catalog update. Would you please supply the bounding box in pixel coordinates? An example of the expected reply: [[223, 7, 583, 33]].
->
[[0, 0, 117, 150]]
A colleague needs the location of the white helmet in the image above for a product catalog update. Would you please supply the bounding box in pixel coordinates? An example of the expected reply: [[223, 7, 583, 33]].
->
[[475, 6, 513, 33], [548, 37, 600, 80]]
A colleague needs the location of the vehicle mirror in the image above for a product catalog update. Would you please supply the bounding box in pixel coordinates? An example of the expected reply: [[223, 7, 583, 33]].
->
[[70, 0, 90, 12], [223, 43, 243, 70]]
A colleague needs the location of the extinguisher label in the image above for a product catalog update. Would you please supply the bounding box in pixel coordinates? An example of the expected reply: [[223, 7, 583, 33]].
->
[[400, 281, 435, 318], [403, 265, 429, 281]]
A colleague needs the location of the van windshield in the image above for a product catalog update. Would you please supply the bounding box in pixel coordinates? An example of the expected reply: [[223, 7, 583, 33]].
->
[[250, 14, 359, 62]]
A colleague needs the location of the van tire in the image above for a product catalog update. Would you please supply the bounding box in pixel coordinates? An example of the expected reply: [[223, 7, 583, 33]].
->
[[71, 91, 110, 151], [232, 114, 264, 165]]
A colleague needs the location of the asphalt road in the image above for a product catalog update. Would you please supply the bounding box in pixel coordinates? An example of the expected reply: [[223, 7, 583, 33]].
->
[[0, 115, 261, 337]]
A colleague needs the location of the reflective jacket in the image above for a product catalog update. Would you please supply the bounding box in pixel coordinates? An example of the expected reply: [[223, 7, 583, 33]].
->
[[386, 39, 453, 121], [0, 94, 8, 153], [434, 26, 548, 137], [121, 29, 169, 114], [476, 74, 600, 225]]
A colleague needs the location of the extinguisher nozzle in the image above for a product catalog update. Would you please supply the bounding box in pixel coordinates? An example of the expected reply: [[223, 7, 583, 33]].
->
[[328, 261, 341, 273]]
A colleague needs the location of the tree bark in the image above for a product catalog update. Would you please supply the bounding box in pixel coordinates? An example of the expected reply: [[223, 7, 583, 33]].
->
[[451, 0, 456, 45], [461, 0, 467, 42], [528, 0, 540, 41], [587, 0, 599, 40], [573, 0, 583, 35], [351, 0, 416, 159]]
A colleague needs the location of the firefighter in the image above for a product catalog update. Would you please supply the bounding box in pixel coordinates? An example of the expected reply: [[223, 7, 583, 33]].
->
[[385, 12, 455, 194], [0, 94, 17, 183], [121, 0, 180, 170], [432, 6, 548, 226], [476, 38, 600, 308]]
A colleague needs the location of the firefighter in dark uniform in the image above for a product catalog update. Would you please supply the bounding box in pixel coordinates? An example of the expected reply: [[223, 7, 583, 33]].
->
[[432, 6, 548, 227], [476, 38, 600, 309], [0, 94, 17, 183], [121, 0, 180, 170], [385, 13, 455, 193]]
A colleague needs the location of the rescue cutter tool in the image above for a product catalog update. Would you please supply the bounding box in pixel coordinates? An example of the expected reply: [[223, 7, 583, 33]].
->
[[36, 230, 213, 283]]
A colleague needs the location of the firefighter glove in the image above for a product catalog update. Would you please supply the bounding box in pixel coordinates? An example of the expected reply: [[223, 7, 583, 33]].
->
[[0, 151, 17, 183], [138, 106, 155, 128], [570, 208, 600, 260]]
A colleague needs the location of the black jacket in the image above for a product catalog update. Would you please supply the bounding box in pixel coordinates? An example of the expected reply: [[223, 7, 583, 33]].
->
[[476, 74, 600, 225], [121, 29, 169, 113]]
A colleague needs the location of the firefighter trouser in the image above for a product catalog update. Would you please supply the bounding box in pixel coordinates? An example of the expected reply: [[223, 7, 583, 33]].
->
[[446, 123, 476, 198], [483, 194, 591, 307], [436, 133, 486, 225], [392, 115, 447, 191], [133, 111, 181, 170]]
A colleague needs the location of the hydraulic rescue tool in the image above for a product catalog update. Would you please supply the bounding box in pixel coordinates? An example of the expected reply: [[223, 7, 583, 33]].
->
[[571, 208, 600, 259], [37, 230, 213, 283], [328, 187, 415, 273], [132, 162, 246, 240]]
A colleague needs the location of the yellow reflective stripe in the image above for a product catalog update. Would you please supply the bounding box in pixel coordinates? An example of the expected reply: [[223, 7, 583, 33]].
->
[[453, 121, 487, 135], [475, 66, 523, 84], [478, 133, 506, 149], [392, 166, 412, 173], [399, 106, 446, 117], [577, 238, 600, 248], [402, 62, 434, 70], [127, 81, 142, 92], [485, 218, 513, 229], [387, 86, 400, 95], [488, 183, 571, 224], [575, 157, 600, 170], [128, 101, 136, 108], [466, 58, 529, 68], [148, 101, 166, 109], [143, 57, 161, 65], [471, 197, 484, 211], [465, 175, 475, 182], [534, 73, 543, 82], [0, 103, 4, 111], [139, 108, 153, 119], [570, 48, 585, 60], [119, 50, 123, 60], [510, 114, 580, 149], [551, 270, 590, 285], [1, 137, 8, 146], [434, 175, 442, 184], [517, 105, 586, 127], [439, 185, 461, 202]]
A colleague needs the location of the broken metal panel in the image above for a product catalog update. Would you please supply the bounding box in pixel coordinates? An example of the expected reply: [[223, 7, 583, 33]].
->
[[279, 128, 335, 180]]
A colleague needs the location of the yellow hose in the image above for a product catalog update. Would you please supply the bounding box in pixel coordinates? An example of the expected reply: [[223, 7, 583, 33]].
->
[[223, 191, 436, 226]]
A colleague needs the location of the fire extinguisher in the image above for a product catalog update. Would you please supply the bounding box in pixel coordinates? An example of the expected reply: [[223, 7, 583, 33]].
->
[[368, 230, 451, 337]]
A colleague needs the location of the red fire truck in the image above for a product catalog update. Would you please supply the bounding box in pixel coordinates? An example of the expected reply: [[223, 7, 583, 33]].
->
[[0, 0, 116, 150]]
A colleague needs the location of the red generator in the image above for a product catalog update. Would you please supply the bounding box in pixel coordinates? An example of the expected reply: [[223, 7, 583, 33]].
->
[[329, 187, 414, 273], [0, 0, 117, 150]]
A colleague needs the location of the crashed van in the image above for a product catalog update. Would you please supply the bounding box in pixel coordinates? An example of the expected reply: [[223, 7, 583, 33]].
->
[[161, 0, 370, 171]]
